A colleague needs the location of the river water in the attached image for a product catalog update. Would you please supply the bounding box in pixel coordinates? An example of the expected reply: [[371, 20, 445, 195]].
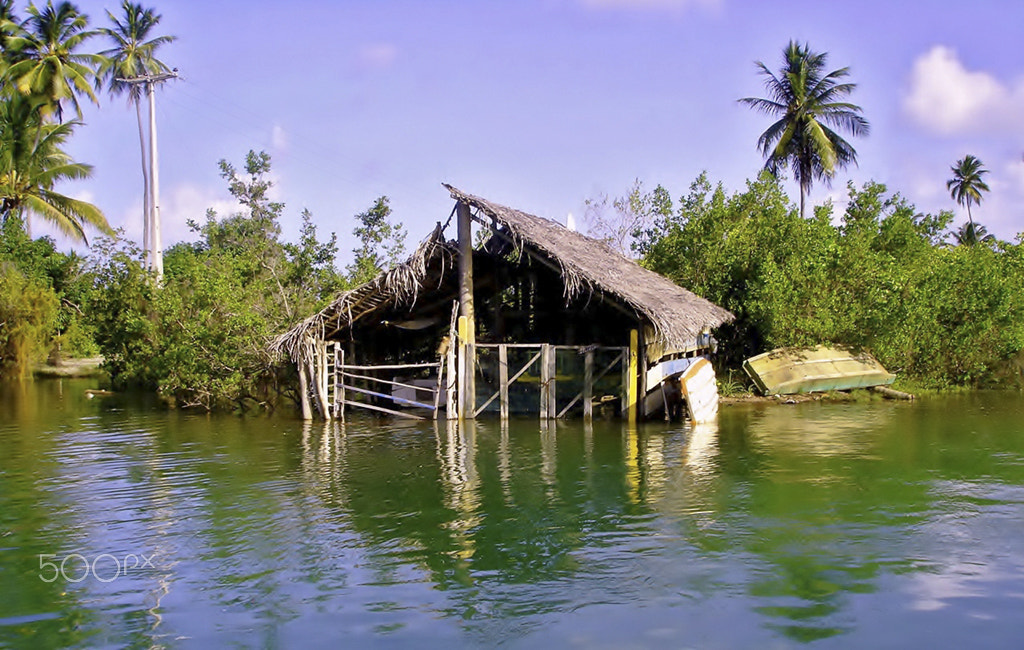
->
[[2, 379, 1023, 648]]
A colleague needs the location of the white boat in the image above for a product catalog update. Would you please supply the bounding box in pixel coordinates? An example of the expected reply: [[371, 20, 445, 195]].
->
[[643, 357, 720, 423]]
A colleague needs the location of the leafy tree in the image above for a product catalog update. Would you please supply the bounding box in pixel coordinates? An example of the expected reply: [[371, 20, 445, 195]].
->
[[740, 41, 869, 218], [96, 0, 175, 259], [89, 150, 342, 410], [0, 260, 58, 376], [5, 0, 101, 123], [347, 195, 406, 285], [947, 154, 989, 227], [0, 94, 110, 241], [637, 171, 1020, 388]]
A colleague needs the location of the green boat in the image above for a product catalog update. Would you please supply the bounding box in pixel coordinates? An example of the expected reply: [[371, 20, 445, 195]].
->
[[743, 346, 895, 395]]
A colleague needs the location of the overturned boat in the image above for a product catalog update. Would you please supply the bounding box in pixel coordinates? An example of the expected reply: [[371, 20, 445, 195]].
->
[[743, 346, 895, 396]]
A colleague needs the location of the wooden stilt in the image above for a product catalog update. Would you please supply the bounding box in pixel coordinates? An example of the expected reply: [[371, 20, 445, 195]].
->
[[298, 359, 312, 420], [540, 344, 552, 419], [446, 324, 458, 421], [627, 329, 639, 423], [338, 348, 345, 421], [583, 349, 594, 421], [457, 201, 476, 420], [499, 344, 509, 420]]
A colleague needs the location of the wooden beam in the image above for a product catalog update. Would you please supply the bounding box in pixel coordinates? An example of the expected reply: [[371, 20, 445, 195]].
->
[[340, 399, 426, 420], [298, 359, 312, 420], [540, 344, 552, 419], [499, 344, 509, 420], [583, 349, 594, 421], [457, 201, 476, 420], [627, 329, 638, 423], [342, 384, 436, 410], [338, 348, 345, 421]]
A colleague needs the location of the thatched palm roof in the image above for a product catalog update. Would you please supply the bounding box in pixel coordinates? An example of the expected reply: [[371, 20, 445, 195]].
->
[[272, 186, 733, 359]]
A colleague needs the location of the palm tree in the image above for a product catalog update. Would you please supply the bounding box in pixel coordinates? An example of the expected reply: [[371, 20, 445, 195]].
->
[[5, 0, 101, 123], [0, 94, 111, 242], [96, 1, 175, 265], [947, 155, 989, 227], [952, 221, 996, 247], [740, 41, 870, 218]]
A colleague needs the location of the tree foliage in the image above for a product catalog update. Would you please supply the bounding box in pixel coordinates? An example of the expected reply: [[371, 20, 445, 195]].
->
[[347, 195, 406, 286], [947, 154, 990, 227], [638, 172, 1024, 388], [87, 150, 343, 409], [740, 41, 869, 218]]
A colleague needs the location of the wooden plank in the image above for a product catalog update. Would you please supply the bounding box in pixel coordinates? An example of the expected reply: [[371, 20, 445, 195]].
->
[[583, 349, 594, 421], [499, 344, 509, 420], [339, 362, 438, 371], [340, 399, 426, 420], [343, 384, 436, 410]]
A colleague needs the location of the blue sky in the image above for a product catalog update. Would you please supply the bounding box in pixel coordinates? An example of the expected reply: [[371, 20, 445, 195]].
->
[[45, 0, 1024, 260]]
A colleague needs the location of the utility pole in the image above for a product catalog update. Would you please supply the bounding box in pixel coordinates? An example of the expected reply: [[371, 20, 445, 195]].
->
[[119, 69, 178, 280]]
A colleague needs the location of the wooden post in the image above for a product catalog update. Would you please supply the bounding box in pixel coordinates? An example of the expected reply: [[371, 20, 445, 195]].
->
[[338, 348, 345, 422], [298, 359, 312, 420], [583, 349, 594, 421], [637, 329, 647, 423], [457, 201, 476, 420], [458, 315, 476, 420], [547, 345, 557, 419], [627, 330, 638, 423], [446, 324, 458, 420], [499, 344, 509, 420], [540, 344, 552, 419]]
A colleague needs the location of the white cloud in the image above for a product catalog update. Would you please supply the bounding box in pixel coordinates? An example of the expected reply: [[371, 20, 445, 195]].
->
[[160, 183, 241, 244], [271, 124, 288, 150], [904, 46, 1024, 135], [357, 43, 399, 70]]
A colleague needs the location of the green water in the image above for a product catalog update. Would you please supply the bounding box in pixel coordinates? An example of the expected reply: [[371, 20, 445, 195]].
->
[[2, 380, 1024, 648]]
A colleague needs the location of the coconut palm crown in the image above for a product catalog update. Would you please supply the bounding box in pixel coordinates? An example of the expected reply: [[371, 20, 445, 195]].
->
[[5, 0, 101, 122], [740, 41, 870, 218], [946, 154, 990, 227]]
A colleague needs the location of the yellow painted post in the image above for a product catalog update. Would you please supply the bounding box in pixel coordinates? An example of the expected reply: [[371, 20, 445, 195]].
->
[[458, 315, 473, 420], [627, 329, 638, 423]]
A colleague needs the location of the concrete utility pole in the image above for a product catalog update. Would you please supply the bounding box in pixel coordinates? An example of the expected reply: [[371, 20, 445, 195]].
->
[[119, 69, 178, 280]]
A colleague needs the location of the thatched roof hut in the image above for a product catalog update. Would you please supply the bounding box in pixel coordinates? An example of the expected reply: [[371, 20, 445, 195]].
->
[[273, 185, 732, 362]]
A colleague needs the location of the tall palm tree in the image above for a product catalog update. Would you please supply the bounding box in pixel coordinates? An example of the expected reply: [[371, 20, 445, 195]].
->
[[5, 0, 101, 123], [946, 155, 989, 227], [0, 94, 111, 242], [740, 41, 870, 218], [96, 1, 175, 264]]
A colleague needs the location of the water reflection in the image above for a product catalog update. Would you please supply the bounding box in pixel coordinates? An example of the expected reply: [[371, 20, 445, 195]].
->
[[4, 383, 1024, 647]]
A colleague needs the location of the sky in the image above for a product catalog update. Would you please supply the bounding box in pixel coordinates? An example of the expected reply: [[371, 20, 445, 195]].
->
[[36, 0, 1024, 262]]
